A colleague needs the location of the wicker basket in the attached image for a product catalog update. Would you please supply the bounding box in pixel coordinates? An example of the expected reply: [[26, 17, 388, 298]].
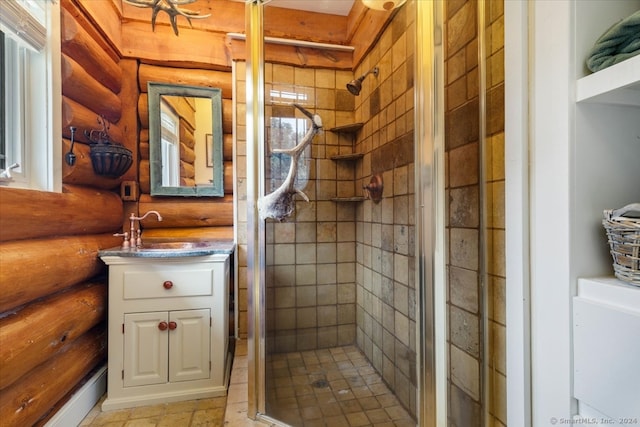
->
[[603, 205, 640, 286]]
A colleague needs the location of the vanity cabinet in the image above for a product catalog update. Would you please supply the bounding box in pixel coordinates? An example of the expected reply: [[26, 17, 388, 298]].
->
[[123, 309, 210, 387], [99, 253, 231, 410]]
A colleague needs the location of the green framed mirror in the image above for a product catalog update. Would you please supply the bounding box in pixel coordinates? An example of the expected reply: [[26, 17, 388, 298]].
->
[[148, 82, 224, 197]]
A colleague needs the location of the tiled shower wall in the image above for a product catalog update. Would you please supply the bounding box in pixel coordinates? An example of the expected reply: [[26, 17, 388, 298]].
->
[[263, 65, 360, 352], [234, 4, 419, 417], [444, 0, 506, 426], [233, 61, 359, 346], [353, 3, 417, 417]]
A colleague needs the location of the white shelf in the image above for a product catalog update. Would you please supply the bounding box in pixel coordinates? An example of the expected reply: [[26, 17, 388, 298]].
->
[[576, 54, 640, 106]]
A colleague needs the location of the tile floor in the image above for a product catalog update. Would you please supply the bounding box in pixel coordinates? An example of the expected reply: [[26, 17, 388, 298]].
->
[[265, 345, 415, 427], [80, 341, 415, 427], [80, 339, 260, 427]]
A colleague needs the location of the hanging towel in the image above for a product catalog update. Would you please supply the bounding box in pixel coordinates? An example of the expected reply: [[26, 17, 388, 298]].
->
[[586, 9, 640, 72]]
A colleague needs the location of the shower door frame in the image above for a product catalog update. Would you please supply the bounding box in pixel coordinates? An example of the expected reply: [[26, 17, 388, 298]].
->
[[245, 1, 447, 425], [245, 0, 266, 420]]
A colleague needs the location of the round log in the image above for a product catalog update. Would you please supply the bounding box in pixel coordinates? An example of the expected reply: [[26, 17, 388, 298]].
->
[[0, 185, 122, 242], [0, 282, 106, 390], [0, 327, 106, 427], [138, 93, 149, 128], [180, 143, 196, 164], [117, 59, 141, 183], [62, 96, 124, 145], [223, 133, 233, 160], [140, 141, 150, 160], [60, 0, 120, 64], [62, 54, 122, 125], [138, 194, 234, 228], [138, 63, 233, 99], [181, 177, 196, 187], [222, 98, 232, 134], [61, 138, 123, 190], [167, 98, 195, 130], [180, 161, 196, 179], [0, 234, 119, 313], [143, 226, 234, 241], [181, 123, 196, 149], [139, 160, 150, 194], [61, 8, 122, 94], [224, 162, 234, 194]]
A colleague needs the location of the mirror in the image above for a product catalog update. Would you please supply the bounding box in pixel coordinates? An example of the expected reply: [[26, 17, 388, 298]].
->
[[148, 82, 223, 197]]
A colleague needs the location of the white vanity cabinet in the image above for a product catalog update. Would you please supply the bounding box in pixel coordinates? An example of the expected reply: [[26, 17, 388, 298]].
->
[[99, 253, 231, 410], [123, 309, 211, 387]]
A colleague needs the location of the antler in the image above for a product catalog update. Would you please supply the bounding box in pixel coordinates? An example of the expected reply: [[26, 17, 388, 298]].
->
[[258, 104, 323, 221], [124, 0, 211, 36]]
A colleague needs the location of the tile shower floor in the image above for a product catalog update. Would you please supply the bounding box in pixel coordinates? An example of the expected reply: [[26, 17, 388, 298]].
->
[[265, 345, 416, 427]]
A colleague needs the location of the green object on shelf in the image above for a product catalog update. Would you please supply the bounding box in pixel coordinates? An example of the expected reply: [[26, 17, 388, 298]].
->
[[586, 10, 640, 72]]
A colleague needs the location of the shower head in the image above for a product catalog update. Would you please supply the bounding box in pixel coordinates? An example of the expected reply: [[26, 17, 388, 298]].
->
[[346, 67, 379, 96]]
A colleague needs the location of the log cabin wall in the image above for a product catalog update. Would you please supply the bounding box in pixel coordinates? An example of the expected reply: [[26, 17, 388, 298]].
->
[[136, 63, 235, 240], [0, 3, 396, 424], [0, 0, 127, 425]]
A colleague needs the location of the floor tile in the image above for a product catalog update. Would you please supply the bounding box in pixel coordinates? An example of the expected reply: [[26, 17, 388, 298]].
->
[[80, 342, 415, 427]]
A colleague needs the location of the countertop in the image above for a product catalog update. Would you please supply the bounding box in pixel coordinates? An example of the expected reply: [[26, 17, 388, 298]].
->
[[99, 240, 236, 258]]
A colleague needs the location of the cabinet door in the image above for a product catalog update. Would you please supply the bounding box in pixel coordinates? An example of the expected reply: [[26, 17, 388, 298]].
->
[[123, 312, 169, 387], [169, 309, 211, 382]]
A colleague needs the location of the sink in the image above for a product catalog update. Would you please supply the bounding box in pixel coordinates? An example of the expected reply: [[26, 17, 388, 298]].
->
[[139, 241, 214, 251], [99, 240, 236, 258]]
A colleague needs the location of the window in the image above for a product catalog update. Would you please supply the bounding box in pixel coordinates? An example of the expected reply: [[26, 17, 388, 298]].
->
[[160, 100, 180, 187], [266, 84, 312, 194], [0, 0, 61, 191]]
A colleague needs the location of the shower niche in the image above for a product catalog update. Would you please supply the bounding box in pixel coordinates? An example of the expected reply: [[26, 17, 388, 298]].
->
[[329, 123, 367, 203]]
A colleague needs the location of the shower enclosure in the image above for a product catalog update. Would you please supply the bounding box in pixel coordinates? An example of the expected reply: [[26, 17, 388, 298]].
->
[[240, 0, 506, 426]]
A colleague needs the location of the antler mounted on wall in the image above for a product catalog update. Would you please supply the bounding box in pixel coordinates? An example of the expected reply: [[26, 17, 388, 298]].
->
[[124, 0, 211, 36], [258, 104, 323, 222]]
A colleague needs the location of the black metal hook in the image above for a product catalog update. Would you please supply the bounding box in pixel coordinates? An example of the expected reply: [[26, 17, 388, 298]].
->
[[65, 126, 77, 166]]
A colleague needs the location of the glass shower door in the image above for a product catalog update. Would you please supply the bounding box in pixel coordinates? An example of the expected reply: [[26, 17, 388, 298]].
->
[[245, 1, 446, 426]]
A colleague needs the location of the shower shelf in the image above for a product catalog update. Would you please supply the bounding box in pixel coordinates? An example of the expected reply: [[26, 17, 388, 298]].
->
[[329, 123, 363, 133], [329, 123, 365, 202], [331, 196, 366, 202], [330, 153, 363, 161]]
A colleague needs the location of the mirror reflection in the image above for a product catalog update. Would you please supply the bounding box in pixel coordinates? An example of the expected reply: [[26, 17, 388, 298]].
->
[[148, 82, 223, 197]]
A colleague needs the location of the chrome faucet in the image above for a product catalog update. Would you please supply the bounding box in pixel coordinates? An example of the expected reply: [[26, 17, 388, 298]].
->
[[129, 211, 163, 248]]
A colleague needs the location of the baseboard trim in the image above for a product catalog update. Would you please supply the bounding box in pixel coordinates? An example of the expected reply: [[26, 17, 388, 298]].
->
[[45, 365, 107, 427]]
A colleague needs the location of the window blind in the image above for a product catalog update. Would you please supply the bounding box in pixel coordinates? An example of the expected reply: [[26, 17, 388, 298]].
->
[[0, 0, 47, 51]]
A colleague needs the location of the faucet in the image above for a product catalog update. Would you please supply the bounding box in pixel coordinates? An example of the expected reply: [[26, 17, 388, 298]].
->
[[129, 211, 163, 248]]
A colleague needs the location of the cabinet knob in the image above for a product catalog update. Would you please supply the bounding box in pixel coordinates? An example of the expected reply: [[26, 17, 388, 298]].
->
[[158, 321, 168, 331], [163, 280, 173, 289], [168, 321, 177, 330]]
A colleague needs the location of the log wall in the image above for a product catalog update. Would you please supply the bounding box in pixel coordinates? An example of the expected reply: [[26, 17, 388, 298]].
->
[[0, 1, 123, 425], [135, 63, 234, 237], [0, 3, 395, 423]]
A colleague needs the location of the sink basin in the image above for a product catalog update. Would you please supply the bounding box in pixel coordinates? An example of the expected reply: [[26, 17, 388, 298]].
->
[[99, 240, 235, 258], [139, 241, 214, 251]]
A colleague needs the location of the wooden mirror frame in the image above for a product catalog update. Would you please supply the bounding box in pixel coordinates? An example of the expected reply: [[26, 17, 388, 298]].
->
[[148, 82, 224, 197]]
